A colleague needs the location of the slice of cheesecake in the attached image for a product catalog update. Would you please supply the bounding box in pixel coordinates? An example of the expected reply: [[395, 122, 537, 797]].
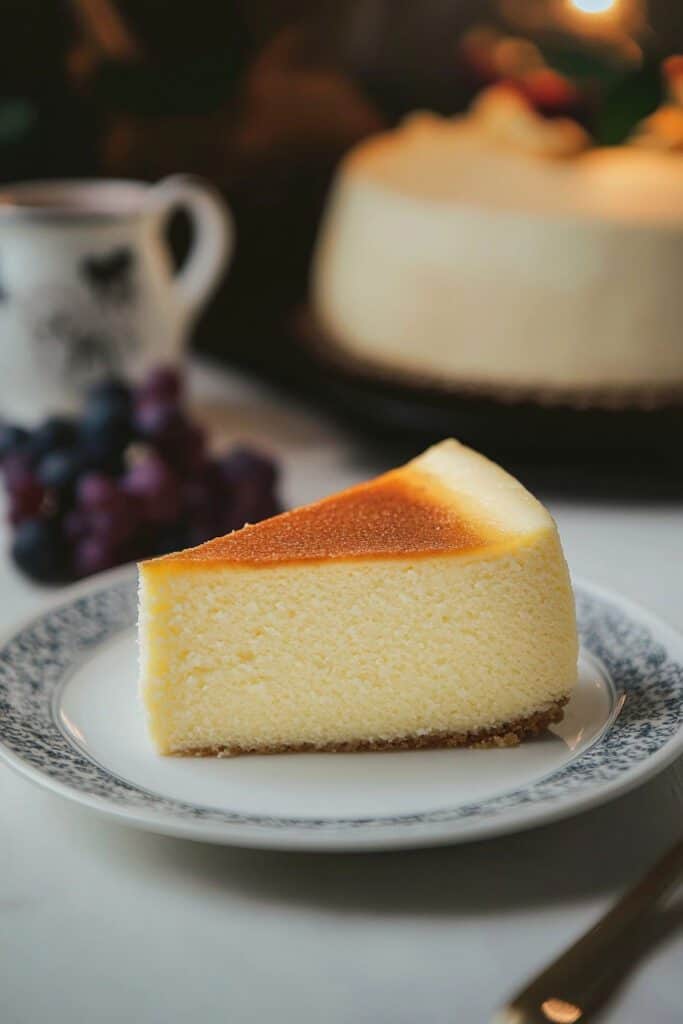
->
[[139, 440, 577, 756]]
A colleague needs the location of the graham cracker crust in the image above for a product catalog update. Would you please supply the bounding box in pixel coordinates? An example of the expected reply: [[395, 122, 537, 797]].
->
[[174, 698, 568, 758]]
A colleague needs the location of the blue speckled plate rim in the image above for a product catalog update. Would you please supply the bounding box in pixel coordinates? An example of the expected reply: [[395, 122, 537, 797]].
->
[[0, 565, 682, 851], [50, 645, 621, 824]]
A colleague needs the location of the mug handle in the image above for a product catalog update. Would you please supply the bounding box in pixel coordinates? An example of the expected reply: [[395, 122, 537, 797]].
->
[[150, 174, 234, 321]]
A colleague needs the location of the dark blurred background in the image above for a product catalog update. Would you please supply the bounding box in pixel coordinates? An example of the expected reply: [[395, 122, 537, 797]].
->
[[3, 0, 683, 482], [3, 2, 680, 368]]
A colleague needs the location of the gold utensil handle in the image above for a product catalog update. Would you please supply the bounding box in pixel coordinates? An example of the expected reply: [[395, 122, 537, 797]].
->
[[494, 839, 683, 1023]]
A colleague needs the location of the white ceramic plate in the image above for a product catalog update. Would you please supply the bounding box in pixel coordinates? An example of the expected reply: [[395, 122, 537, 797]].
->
[[1, 568, 682, 851]]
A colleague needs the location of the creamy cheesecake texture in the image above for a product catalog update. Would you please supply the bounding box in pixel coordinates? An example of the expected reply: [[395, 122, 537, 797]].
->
[[312, 89, 683, 399], [139, 440, 578, 756]]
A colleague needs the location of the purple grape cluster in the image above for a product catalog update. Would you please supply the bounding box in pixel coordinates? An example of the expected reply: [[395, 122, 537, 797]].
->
[[0, 367, 281, 584]]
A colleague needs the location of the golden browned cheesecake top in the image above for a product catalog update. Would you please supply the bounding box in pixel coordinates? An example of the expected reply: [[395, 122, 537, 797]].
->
[[146, 466, 507, 569]]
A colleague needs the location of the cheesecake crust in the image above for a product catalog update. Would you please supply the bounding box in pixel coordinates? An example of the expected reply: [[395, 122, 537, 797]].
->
[[171, 698, 568, 758]]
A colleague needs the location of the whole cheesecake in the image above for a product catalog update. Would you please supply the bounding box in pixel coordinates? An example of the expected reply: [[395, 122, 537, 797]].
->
[[312, 85, 683, 406], [138, 440, 577, 756]]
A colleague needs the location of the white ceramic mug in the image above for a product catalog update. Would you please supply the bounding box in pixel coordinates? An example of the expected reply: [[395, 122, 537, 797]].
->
[[0, 175, 233, 422]]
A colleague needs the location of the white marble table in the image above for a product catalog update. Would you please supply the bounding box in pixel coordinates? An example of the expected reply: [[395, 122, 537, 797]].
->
[[1, 365, 682, 1024]]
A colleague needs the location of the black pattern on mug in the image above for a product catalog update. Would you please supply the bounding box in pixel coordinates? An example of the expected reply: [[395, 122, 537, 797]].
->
[[28, 290, 138, 388], [80, 247, 136, 304]]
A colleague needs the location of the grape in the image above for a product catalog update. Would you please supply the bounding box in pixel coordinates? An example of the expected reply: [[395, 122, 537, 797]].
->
[[182, 469, 214, 515], [6, 471, 44, 526], [121, 455, 181, 524], [37, 448, 84, 494], [138, 366, 183, 403], [4, 461, 37, 496], [77, 472, 119, 509], [217, 447, 279, 532], [75, 473, 138, 545], [133, 397, 186, 446], [84, 379, 132, 448], [217, 447, 278, 496], [222, 493, 280, 535], [73, 536, 117, 579], [183, 470, 221, 544], [91, 451, 126, 478], [63, 507, 90, 544], [1, 365, 284, 585], [2, 453, 34, 488], [26, 416, 78, 462], [0, 423, 30, 463], [80, 394, 132, 463], [11, 519, 67, 583], [93, 497, 137, 546], [163, 421, 206, 474], [92, 506, 135, 546]]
